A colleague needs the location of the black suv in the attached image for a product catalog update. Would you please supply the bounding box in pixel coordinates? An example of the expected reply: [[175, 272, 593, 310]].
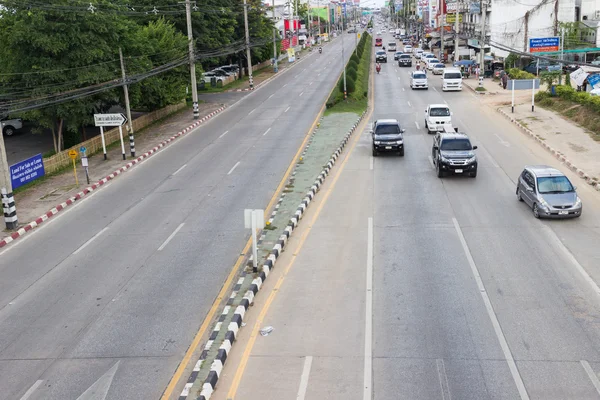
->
[[398, 54, 412, 67], [371, 119, 405, 156], [432, 131, 478, 177], [375, 51, 387, 63]]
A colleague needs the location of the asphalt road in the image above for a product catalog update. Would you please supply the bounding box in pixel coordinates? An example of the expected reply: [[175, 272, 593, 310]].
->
[[212, 31, 600, 400], [0, 36, 357, 400]]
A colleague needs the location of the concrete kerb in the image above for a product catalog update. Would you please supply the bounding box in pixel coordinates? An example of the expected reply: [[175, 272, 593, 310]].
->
[[179, 109, 368, 400], [0, 106, 227, 248], [497, 107, 600, 192]]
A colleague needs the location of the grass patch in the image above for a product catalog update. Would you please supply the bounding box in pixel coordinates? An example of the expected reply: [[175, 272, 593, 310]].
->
[[324, 98, 368, 115], [536, 96, 600, 141], [198, 64, 279, 93], [475, 87, 487, 92]]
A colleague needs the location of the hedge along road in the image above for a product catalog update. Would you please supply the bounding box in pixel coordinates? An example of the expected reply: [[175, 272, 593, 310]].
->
[[0, 36, 358, 400]]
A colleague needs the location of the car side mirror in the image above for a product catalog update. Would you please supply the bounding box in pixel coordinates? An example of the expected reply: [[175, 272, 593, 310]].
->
[[433, 146, 439, 150], [451, 112, 454, 116], [401, 129, 406, 133], [574, 186, 577, 190], [425, 109, 428, 113], [472, 145, 478, 150]]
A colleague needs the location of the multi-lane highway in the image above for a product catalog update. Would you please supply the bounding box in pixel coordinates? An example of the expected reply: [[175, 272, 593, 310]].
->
[[213, 30, 600, 400], [0, 36, 358, 400]]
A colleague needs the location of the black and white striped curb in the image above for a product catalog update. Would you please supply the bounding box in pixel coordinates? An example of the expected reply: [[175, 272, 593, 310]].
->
[[497, 108, 600, 192], [178, 109, 368, 400]]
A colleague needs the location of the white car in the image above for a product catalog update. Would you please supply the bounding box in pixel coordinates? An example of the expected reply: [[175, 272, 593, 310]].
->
[[414, 49, 424, 59], [442, 68, 463, 91], [424, 104, 452, 133], [432, 63, 445, 75], [426, 58, 440, 70], [410, 71, 428, 90], [1, 117, 23, 136], [422, 53, 436, 64], [404, 45, 413, 53]]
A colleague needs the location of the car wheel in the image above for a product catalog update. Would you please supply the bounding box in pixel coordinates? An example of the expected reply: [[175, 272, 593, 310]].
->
[[470, 169, 477, 178], [372, 148, 378, 157], [3, 126, 15, 136], [533, 203, 540, 219], [399, 148, 404, 156], [436, 163, 444, 178], [516, 188, 523, 201]]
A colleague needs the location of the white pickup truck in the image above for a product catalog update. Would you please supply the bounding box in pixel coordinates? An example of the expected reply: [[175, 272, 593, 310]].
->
[[1, 117, 23, 136], [424, 104, 453, 134]]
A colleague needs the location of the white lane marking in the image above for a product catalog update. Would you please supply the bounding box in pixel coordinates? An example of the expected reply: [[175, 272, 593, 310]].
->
[[76, 361, 120, 400], [415, 121, 420, 129], [263, 128, 271, 136], [299, 91, 304, 97], [581, 360, 600, 395], [73, 227, 109, 255], [369, 155, 374, 170], [309, 81, 313, 86], [494, 133, 510, 147], [302, 68, 306, 73], [407, 101, 412, 107], [219, 130, 229, 139], [436, 359, 452, 400], [158, 223, 185, 251], [452, 218, 530, 400], [296, 356, 313, 400], [394, 68, 397, 72], [248, 108, 255, 115], [268, 94, 274, 99], [541, 225, 600, 297], [428, 155, 435, 169], [433, 86, 438, 92], [227, 161, 241, 175], [402, 87, 405, 91], [285, 106, 291, 113], [318, 73, 321, 76], [364, 217, 374, 400], [19, 380, 44, 400], [172, 164, 187, 175], [283, 83, 288, 87]]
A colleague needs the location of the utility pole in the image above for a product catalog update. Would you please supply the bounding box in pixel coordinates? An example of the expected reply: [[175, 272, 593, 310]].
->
[[441, 0, 445, 62], [184, 0, 199, 119], [273, 0, 278, 72], [342, 7, 347, 100], [560, 26, 565, 84], [479, 0, 487, 69], [0, 120, 17, 230], [317, 0, 321, 38], [243, 0, 254, 89], [119, 48, 135, 157], [454, 0, 459, 63]]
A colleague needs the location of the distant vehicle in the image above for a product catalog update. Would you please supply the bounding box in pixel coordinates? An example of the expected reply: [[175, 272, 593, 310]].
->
[[410, 71, 428, 90], [219, 65, 239, 74], [209, 68, 233, 77], [376, 51, 388, 63], [398, 53, 412, 67], [523, 60, 561, 74], [516, 166, 582, 218], [432, 63, 446, 75], [404, 45, 413, 53], [414, 48, 424, 59], [394, 51, 404, 61], [442, 69, 463, 91], [371, 119, 405, 156], [426, 58, 440, 70], [375, 38, 383, 46], [388, 42, 397, 52], [424, 104, 452, 134], [1, 117, 23, 136], [432, 131, 478, 178]]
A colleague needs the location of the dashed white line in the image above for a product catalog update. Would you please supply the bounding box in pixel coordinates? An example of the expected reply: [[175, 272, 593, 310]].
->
[[263, 127, 271, 136], [407, 101, 412, 107], [452, 218, 530, 400], [158, 223, 185, 251], [268, 94, 274, 99], [436, 359, 451, 400], [299, 91, 304, 97], [296, 356, 313, 400], [285, 106, 291, 113], [19, 380, 44, 400], [402, 87, 405, 91], [364, 217, 373, 400], [172, 164, 187, 175], [73, 227, 109, 255], [369, 155, 374, 170], [309, 81, 313, 86], [581, 360, 600, 396], [415, 121, 420, 129], [248, 108, 255, 115], [494, 133, 510, 147], [219, 130, 229, 138], [283, 83, 288, 87], [433, 86, 438, 92], [227, 161, 241, 175]]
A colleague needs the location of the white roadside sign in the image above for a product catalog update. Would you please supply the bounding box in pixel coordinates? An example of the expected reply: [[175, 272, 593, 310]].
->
[[94, 113, 127, 127], [570, 68, 589, 87]]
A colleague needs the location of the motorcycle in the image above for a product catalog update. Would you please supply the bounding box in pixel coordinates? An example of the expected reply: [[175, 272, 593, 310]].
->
[[319, 47, 322, 54], [376, 64, 381, 74]]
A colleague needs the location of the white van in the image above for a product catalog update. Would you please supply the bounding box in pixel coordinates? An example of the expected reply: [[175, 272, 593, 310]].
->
[[424, 104, 452, 133], [414, 48, 424, 59], [442, 68, 463, 91], [388, 42, 397, 52]]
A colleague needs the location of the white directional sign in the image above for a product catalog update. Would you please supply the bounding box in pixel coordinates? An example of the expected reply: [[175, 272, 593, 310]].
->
[[94, 113, 127, 127]]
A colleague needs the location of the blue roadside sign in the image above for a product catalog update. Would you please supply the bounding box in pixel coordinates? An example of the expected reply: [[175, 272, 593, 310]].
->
[[9, 154, 45, 190], [588, 73, 600, 89], [529, 37, 560, 53], [80, 146, 87, 153]]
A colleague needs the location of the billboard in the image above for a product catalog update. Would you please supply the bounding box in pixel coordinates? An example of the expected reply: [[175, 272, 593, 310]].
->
[[10, 154, 45, 190], [529, 37, 560, 53], [446, 13, 463, 23]]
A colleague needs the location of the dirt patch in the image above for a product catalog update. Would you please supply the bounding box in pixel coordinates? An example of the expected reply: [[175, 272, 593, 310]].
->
[[538, 97, 600, 142], [568, 142, 588, 153]]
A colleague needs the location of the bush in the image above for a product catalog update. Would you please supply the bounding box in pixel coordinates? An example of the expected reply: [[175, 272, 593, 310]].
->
[[535, 91, 550, 102], [555, 85, 576, 101], [345, 76, 356, 93], [347, 67, 358, 81], [350, 53, 360, 64], [565, 73, 571, 87], [540, 71, 561, 89], [348, 60, 358, 71], [508, 68, 536, 80]]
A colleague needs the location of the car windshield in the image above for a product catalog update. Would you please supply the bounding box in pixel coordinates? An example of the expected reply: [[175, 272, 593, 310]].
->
[[413, 73, 426, 79], [537, 176, 574, 193], [434, 64, 445, 68], [376, 51, 385, 55], [400, 55, 410, 58], [429, 59, 439, 64], [388, 42, 395, 46], [440, 138, 472, 151], [430, 108, 450, 117], [375, 124, 401, 135], [444, 72, 462, 79]]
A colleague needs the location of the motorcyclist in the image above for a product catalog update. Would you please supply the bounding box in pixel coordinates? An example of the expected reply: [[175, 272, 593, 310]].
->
[[319, 47, 322, 54], [376, 62, 381, 74], [382, 45, 386, 51]]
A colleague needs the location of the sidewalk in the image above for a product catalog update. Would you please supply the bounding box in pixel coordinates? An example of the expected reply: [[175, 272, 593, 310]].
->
[[8, 101, 224, 231]]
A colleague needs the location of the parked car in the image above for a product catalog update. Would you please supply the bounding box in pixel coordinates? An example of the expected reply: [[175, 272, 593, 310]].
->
[[371, 119, 405, 156], [432, 130, 478, 178], [1, 117, 23, 136], [219, 65, 239, 74], [523, 60, 561, 74], [410, 70, 428, 90], [516, 166, 582, 218], [210, 68, 234, 77], [432, 63, 446, 75]]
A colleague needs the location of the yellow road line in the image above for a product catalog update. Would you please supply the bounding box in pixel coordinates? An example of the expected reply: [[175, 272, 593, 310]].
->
[[226, 107, 373, 399], [161, 85, 330, 400]]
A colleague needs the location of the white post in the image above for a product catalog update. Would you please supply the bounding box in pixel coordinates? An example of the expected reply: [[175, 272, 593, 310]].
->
[[243, 0, 254, 90], [118, 125, 126, 160], [100, 126, 107, 160], [342, 11, 346, 100], [511, 81, 515, 113], [532, 79, 535, 112], [184, 0, 200, 119], [251, 211, 258, 272]]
